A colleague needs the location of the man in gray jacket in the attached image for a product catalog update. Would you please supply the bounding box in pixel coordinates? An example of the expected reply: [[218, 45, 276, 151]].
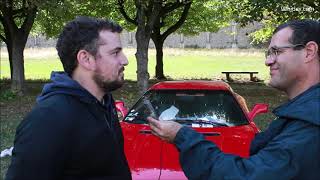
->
[[148, 19, 320, 180]]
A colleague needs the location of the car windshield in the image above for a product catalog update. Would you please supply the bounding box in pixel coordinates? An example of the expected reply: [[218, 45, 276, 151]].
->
[[124, 90, 248, 127]]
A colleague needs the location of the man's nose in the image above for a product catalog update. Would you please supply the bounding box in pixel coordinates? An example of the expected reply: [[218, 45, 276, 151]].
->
[[120, 53, 129, 66], [265, 56, 275, 66]]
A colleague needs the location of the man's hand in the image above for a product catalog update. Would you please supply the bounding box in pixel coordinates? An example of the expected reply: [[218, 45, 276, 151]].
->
[[147, 117, 182, 143]]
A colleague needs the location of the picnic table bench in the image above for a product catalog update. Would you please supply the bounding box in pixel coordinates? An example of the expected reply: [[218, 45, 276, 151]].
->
[[222, 71, 259, 81]]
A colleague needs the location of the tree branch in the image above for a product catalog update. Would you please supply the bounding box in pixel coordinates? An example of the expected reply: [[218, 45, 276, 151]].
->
[[0, 34, 6, 43], [21, 7, 37, 35], [163, 0, 191, 15], [147, 0, 161, 33], [0, 1, 5, 12], [0, 13, 4, 24], [161, 2, 191, 40], [163, 1, 181, 15], [146, 0, 156, 17], [1, 4, 19, 34], [117, 0, 137, 25], [8, 0, 13, 13], [1, 0, 10, 15], [12, 8, 26, 16], [0, 12, 10, 46], [12, 7, 28, 19]]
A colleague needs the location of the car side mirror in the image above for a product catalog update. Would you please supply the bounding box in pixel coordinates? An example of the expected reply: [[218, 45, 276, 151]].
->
[[115, 100, 128, 119], [248, 103, 268, 121]]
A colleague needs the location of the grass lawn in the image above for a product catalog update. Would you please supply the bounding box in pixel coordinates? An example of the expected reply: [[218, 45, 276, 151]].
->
[[0, 48, 287, 179], [1, 48, 269, 80]]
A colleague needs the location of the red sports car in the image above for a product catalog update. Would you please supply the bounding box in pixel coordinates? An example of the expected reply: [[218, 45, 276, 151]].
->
[[116, 81, 268, 180]]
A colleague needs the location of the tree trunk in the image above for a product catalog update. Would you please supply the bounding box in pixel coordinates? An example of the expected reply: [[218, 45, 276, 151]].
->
[[5, 40, 13, 78], [135, 26, 150, 95], [10, 34, 26, 94], [133, 0, 160, 95], [150, 1, 192, 80], [154, 39, 166, 80], [118, 0, 161, 94]]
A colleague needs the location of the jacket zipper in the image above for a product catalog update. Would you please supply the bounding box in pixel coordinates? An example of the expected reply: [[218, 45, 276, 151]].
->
[[104, 114, 111, 129]]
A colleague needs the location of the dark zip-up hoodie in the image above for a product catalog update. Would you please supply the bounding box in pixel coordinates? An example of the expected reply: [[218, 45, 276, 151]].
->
[[173, 83, 320, 180], [6, 72, 132, 180], [37, 71, 112, 106]]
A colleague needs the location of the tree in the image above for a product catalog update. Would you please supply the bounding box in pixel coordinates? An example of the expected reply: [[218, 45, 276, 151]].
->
[[234, 0, 320, 43], [150, 0, 232, 79], [0, 0, 38, 94], [118, 0, 231, 87], [35, 0, 116, 38], [149, 1, 191, 80], [0, 0, 115, 94], [117, 0, 232, 93], [118, 0, 168, 94]]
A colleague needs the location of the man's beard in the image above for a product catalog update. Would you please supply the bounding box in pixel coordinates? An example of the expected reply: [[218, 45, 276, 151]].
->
[[93, 73, 124, 92]]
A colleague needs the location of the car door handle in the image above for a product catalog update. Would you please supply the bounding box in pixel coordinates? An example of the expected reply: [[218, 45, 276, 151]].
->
[[139, 130, 152, 134], [201, 132, 220, 136]]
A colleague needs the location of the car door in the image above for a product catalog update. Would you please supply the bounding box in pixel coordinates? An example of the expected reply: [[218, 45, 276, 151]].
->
[[219, 125, 256, 157], [159, 126, 224, 180], [121, 122, 162, 179]]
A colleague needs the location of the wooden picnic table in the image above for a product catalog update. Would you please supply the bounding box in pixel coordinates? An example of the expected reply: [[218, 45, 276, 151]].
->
[[222, 71, 259, 81]]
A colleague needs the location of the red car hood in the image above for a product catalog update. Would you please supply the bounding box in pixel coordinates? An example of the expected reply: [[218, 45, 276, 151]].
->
[[121, 122, 256, 180]]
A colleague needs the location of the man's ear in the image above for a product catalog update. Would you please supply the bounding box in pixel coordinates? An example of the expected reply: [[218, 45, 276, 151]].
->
[[304, 41, 318, 63], [77, 50, 96, 71]]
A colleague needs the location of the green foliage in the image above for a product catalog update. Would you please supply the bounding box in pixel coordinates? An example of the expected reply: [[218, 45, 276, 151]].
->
[[111, 0, 137, 31], [235, 0, 319, 24], [33, 0, 117, 38], [248, 19, 274, 44], [178, 0, 232, 35], [234, 0, 320, 43], [115, 0, 232, 35]]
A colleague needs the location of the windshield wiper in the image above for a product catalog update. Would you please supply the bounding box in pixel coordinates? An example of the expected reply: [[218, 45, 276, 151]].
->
[[173, 119, 229, 127], [192, 120, 229, 127]]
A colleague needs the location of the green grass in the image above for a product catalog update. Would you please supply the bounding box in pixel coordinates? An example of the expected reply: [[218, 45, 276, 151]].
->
[[0, 48, 286, 179], [0, 48, 269, 81]]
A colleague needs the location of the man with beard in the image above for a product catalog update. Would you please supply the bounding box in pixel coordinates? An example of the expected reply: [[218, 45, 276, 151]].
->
[[148, 19, 320, 179], [6, 16, 132, 180]]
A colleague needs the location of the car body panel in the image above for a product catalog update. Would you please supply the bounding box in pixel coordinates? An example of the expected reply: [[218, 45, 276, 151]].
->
[[121, 123, 161, 179], [150, 81, 232, 91]]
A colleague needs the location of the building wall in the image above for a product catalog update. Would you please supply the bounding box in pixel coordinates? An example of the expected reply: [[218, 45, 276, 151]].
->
[[20, 22, 262, 49]]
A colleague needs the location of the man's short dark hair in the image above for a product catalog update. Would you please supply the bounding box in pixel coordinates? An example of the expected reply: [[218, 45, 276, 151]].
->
[[273, 19, 320, 56], [56, 16, 123, 76]]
